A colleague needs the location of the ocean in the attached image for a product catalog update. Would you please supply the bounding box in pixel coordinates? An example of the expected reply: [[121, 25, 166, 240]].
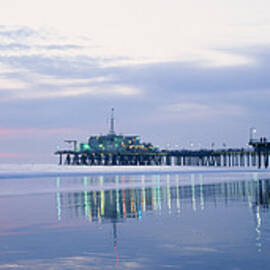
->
[[0, 170, 270, 269]]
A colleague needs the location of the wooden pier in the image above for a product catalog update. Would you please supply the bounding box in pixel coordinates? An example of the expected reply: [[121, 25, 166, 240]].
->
[[55, 138, 270, 169]]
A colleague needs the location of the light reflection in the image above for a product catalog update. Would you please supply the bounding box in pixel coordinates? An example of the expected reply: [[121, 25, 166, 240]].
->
[[175, 175, 181, 213], [83, 176, 87, 187], [141, 175, 146, 212], [115, 176, 120, 218], [55, 174, 270, 253], [199, 174, 204, 210], [156, 175, 161, 211], [255, 205, 262, 252], [191, 174, 196, 212], [166, 175, 171, 214], [84, 191, 88, 219], [56, 192, 61, 221], [56, 177, 61, 188], [56, 177, 61, 221]]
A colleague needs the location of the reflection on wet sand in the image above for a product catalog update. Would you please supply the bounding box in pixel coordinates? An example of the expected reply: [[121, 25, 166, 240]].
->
[[1, 173, 270, 270], [54, 173, 270, 255], [55, 173, 270, 225], [56, 174, 270, 267]]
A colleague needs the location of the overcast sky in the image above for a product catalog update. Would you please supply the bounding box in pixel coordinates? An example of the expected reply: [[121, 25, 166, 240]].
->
[[0, 0, 270, 163]]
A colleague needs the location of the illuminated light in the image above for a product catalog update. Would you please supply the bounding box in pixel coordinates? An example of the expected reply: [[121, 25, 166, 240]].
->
[[83, 144, 90, 150]]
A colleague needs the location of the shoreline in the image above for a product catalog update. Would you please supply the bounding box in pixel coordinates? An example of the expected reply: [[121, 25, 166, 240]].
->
[[0, 164, 269, 179]]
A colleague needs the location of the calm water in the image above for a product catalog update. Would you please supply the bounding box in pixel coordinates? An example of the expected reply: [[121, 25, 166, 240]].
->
[[0, 172, 270, 269]]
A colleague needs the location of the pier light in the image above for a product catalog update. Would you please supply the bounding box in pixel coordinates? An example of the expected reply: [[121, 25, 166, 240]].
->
[[246, 143, 251, 148], [83, 144, 90, 150], [249, 127, 257, 141]]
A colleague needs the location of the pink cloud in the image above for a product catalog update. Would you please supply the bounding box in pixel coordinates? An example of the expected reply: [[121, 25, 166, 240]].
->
[[0, 128, 82, 136], [0, 152, 51, 159], [0, 152, 26, 158]]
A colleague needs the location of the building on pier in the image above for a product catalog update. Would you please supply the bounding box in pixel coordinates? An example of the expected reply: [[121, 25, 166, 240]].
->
[[55, 108, 164, 165], [248, 137, 270, 168]]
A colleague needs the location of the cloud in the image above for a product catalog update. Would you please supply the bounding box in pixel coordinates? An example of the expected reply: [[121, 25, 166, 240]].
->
[[0, 77, 28, 89], [0, 25, 256, 69], [164, 103, 245, 120], [0, 0, 270, 69], [0, 85, 140, 101], [0, 25, 36, 39], [32, 74, 114, 87], [198, 50, 254, 68]]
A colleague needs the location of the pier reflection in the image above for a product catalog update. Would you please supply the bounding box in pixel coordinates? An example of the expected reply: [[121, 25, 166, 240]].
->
[[55, 174, 270, 224]]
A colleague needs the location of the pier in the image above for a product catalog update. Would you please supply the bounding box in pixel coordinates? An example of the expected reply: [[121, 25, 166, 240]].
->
[[55, 109, 270, 169], [55, 144, 270, 169]]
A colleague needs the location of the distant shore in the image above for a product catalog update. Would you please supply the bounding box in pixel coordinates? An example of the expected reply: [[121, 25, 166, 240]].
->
[[0, 164, 269, 179]]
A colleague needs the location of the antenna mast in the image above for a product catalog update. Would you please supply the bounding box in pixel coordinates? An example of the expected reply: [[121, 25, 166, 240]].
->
[[109, 108, 116, 135]]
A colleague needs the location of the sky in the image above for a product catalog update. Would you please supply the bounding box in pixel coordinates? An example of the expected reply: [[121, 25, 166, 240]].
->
[[0, 0, 270, 163]]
